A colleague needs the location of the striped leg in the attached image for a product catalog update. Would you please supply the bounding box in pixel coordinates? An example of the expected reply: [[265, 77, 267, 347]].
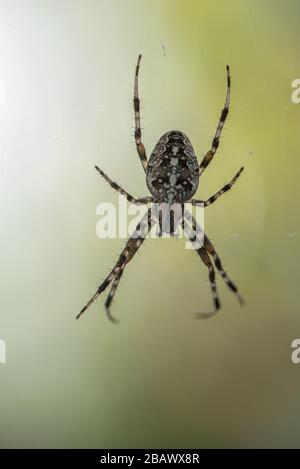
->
[[134, 54, 148, 172], [196, 248, 221, 318], [199, 65, 231, 176], [203, 234, 244, 306], [183, 219, 220, 319], [104, 266, 126, 323], [95, 165, 153, 204], [184, 212, 244, 313], [77, 209, 154, 322], [191, 166, 244, 207]]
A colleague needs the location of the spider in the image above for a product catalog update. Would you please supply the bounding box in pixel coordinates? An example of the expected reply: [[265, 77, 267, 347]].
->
[[77, 54, 244, 323]]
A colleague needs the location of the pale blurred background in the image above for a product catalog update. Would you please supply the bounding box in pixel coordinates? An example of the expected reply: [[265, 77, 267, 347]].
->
[[0, 0, 300, 448]]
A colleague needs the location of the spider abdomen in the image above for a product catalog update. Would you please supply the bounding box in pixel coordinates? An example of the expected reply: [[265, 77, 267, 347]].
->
[[146, 130, 199, 203]]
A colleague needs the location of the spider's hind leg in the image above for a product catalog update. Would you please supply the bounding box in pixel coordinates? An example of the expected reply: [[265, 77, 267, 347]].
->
[[199, 65, 231, 176], [134, 54, 148, 172]]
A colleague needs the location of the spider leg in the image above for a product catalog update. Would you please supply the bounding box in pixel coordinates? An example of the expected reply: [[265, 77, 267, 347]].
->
[[183, 217, 220, 319], [104, 266, 125, 323], [191, 166, 244, 207], [77, 209, 155, 321], [185, 210, 244, 307], [134, 54, 148, 172], [203, 233, 244, 306], [95, 165, 153, 204], [199, 65, 231, 176], [196, 247, 220, 318]]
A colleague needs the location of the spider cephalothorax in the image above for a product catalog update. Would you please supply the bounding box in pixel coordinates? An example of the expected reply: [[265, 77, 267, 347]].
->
[[77, 55, 244, 323], [146, 131, 199, 204]]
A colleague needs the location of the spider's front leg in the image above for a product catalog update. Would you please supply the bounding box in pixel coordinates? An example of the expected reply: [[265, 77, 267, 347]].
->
[[95, 165, 153, 204], [77, 208, 155, 322], [199, 65, 231, 176], [184, 211, 244, 317], [183, 215, 220, 319], [203, 233, 244, 306], [190, 166, 244, 207]]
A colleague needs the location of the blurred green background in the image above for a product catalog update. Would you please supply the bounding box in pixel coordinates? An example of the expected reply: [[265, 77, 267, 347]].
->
[[0, 0, 300, 448]]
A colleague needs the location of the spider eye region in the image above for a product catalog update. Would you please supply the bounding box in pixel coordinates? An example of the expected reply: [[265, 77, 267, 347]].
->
[[146, 130, 199, 203]]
